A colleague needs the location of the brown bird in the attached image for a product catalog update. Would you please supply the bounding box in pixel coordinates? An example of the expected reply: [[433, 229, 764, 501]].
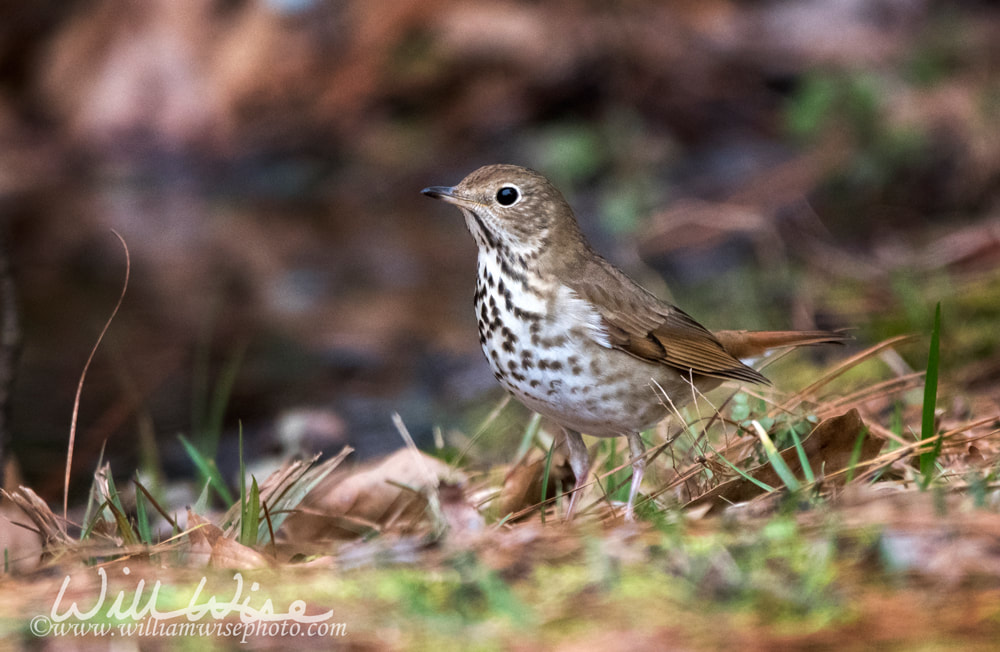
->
[[423, 164, 845, 520]]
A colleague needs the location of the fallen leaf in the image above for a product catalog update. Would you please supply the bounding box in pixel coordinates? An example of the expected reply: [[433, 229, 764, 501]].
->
[[1, 486, 72, 549], [186, 509, 271, 569], [687, 408, 883, 514], [207, 536, 272, 569], [496, 453, 574, 519], [280, 448, 465, 543]]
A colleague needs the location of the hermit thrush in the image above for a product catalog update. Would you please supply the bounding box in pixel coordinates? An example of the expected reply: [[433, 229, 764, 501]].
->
[[423, 164, 845, 520]]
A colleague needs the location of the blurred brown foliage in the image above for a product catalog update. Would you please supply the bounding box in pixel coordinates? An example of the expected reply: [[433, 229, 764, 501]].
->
[[1, 0, 999, 496]]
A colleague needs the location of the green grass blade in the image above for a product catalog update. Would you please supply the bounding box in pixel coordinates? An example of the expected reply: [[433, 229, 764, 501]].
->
[[241, 476, 260, 546], [845, 427, 869, 484], [179, 434, 235, 505], [919, 302, 941, 487], [105, 499, 139, 546], [787, 426, 815, 485], [752, 421, 801, 492], [80, 444, 108, 541], [238, 422, 246, 537], [514, 413, 543, 463], [703, 440, 776, 493], [540, 438, 556, 524], [134, 475, 152, 544], [222, 449, 353, 539], [103, 472, 139, 546], [604, 439, 625, 501], [201, 340, 248, 457], [193, 479, 212, 514]]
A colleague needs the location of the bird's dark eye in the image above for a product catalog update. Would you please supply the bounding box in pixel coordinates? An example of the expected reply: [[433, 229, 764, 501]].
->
[[496, 186, 519, 206]]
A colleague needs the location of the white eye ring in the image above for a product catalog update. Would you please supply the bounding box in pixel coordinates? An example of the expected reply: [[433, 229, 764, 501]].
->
[[495, 185, 521, 206]]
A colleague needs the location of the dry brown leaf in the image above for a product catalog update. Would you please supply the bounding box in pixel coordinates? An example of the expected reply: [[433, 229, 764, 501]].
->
[[207, 536, 272, 569], [1, 486, 72, 549], [496, 453, 574, 519], [185, 509, 272, 569], [0, 497, 44, 572], [186, 509, 224, 546], [280, 448, 464, 543], [687, 408, 883, 514], [185, 509, 222, 568]]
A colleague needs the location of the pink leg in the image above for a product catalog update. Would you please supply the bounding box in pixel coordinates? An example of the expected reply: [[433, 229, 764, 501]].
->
[[624, 431, 646, 521], [562, 428, 589, 520]]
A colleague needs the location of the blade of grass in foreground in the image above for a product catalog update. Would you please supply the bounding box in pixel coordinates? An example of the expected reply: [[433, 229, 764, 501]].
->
[[703, 439, 776, 493], [919, 302, 941, 488], [135, 477, 152, 544], [787, 425, 815, 485], [540, 438, 555, 524], [241, 477, 260, 546], [201, 340, 248, 459], [514, 413, 543, 464], [751, 421, 801, 492], [845, 427, 869, 484], [179, 434, 235, 505], [102, 469, 139, 546]]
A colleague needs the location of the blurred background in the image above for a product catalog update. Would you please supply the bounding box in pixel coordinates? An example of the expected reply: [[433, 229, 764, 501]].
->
[[1, 0, 998, 503]]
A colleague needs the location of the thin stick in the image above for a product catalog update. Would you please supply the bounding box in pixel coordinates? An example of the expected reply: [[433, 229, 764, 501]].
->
[[262, 498, 277, 559], [132, 477, 178, 530], [64, 231, 130, 519], [779, 334, 915, 412]]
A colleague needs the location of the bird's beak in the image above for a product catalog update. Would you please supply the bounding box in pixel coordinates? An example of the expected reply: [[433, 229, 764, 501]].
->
[[421, 186, 475, 207]]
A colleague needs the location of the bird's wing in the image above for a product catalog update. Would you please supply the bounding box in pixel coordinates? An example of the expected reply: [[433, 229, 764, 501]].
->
[[566, 259, 769, 385]]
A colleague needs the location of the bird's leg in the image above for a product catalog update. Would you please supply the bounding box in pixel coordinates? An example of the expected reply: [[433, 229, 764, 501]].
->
[[624, 431, 646, 521], [562, 428, 589, 520]]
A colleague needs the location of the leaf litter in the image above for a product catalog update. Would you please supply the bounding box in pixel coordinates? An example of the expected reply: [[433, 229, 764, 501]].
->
[[2, 335, 1000, 649]]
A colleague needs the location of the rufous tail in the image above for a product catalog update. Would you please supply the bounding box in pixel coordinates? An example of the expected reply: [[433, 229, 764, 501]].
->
[[712, 329, 850, 360]]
